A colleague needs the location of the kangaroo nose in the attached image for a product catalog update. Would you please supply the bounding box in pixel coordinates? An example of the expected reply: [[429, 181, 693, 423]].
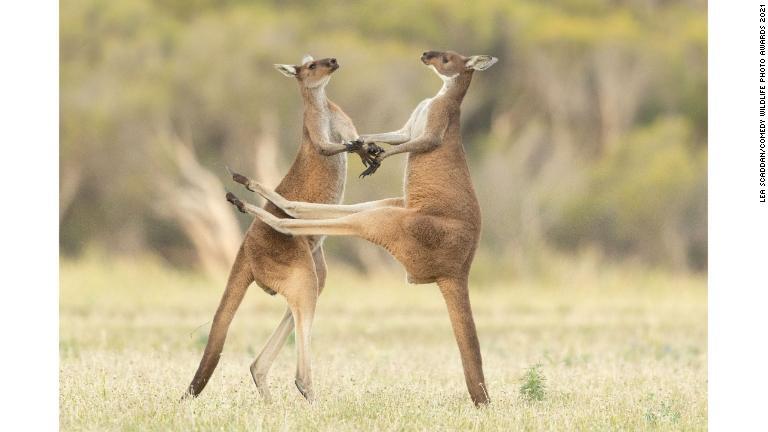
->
[[422, 52, 428, 58], [330, 58, 337, 64]]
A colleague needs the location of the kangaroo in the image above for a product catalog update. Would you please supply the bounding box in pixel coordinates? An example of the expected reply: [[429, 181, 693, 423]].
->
[[225, 50, 498, 405], [184, 55, 378, 402]]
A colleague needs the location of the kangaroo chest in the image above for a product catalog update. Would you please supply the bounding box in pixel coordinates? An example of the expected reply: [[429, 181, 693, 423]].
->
[[407, 98, 433, 138], [311, 109, 353, 195], [322, 109, 356, 144]]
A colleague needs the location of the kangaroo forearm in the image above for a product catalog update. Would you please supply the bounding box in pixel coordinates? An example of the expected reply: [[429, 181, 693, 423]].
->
[[361, 131, 410, 145], [384, 136, 439, 158], [316, 141, 348, 156]]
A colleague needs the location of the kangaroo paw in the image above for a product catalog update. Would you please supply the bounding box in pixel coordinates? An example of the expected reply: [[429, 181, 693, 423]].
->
[[344, 138, 364, 152], [366, 142, 385, 156]]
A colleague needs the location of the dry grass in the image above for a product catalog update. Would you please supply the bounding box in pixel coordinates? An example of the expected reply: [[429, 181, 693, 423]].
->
[[60, 255, 706, 431]]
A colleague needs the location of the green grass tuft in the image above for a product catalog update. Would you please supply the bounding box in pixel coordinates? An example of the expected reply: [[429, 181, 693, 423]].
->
[[519, 364, 547, 402]]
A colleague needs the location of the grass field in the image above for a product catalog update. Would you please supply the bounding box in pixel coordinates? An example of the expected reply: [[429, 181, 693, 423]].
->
[[60, 256, 707, 431]]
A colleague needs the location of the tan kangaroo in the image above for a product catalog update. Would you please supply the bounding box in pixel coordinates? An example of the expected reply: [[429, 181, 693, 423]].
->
[[226, 50, 498, 406], [184, 55, 378, 402]]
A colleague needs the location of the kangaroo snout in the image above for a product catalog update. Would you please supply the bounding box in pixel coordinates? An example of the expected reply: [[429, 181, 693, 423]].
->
[[421, 51, 438, 63]]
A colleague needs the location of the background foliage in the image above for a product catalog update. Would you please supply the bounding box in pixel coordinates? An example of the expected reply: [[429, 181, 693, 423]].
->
[[60, 0, 707, 277]]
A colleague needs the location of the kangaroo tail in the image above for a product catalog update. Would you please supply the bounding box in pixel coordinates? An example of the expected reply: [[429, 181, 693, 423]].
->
[[436, 277, 489, 406], [185, 245, 253, 397]]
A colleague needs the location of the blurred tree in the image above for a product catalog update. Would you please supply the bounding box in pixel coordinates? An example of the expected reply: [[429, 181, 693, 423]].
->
[[60, 0, 708, 275]]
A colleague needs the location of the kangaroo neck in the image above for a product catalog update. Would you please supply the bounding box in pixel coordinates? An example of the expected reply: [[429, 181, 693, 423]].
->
[[434, 70, 473, 103], [301, 85, 329, 113]]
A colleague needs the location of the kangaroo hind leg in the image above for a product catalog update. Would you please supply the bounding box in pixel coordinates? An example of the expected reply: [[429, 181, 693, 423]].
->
[[249, 307, 294, 403], [226, 194, 412, 240], [281, 271, 320, 402], [226, 170, 404, 220], [248, 246, 328, 402]]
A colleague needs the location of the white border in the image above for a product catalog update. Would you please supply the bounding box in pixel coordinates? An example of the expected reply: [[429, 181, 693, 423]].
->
[[710, 1, 768, 430], [0, 2, 59, 429], [1, 0, 767, 429]]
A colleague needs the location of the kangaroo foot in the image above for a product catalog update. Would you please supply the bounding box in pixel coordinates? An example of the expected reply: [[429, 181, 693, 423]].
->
[[250, 367, 273, 404], [225, 166, 254, 191], [225, 192, 246, 213], [294, 379, 315, 403]]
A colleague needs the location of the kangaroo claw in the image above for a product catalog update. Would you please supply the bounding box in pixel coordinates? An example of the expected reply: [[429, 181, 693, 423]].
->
[[359, 159, 381, 178], [356, 142, 384, 168]]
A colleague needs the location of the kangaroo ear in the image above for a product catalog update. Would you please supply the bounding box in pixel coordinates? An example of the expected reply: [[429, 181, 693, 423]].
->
[[301, 54, 314, 65], [465, 55, 498, 71], [274, 64, 298, 77]]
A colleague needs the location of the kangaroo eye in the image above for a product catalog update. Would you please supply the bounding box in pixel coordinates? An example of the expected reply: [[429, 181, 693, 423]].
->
[[442, 56, 449, 64], [309, 63, 316, 70]]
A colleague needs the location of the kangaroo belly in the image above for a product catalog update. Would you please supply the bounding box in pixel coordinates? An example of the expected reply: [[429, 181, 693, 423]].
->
[[405, 145, 480, 222], [244, 221, 318, 296]]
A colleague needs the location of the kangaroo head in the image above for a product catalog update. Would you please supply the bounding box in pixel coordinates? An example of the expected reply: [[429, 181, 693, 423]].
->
[[420, 50, 498, 78], [274, 55, 339, 89]]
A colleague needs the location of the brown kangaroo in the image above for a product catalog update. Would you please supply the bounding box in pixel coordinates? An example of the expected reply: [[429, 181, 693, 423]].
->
[[184, 55, 378, 402], [226, 50, 498, 405]]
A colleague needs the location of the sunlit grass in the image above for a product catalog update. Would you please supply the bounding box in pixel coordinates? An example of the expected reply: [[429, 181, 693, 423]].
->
[[60, 255, 706, 431]]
